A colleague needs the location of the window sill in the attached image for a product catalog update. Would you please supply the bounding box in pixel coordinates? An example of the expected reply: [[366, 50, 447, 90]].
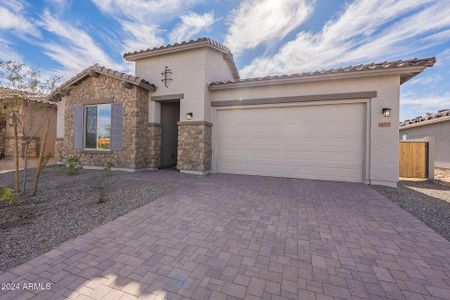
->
[[82, 149, 112, 154]]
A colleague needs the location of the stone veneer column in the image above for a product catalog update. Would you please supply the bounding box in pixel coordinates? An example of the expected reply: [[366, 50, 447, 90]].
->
[[177, 121, 212, 174], [146, 123, 161, 169]]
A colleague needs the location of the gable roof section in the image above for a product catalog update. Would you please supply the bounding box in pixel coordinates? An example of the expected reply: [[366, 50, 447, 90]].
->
[[0, 87, 56, 106], [400, 109, 450, 129], [209, 57, 436, 89], [49, 64, 156, 101], [123, 37, 240, 80]]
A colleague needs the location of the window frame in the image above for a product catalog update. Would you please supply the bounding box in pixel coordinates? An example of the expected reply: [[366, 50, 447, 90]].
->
[[83, 103, 112, 151]]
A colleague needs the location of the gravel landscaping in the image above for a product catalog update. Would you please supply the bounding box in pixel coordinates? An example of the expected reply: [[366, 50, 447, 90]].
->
[[373, 180, 450, 241], [0, 166, 174, 271]]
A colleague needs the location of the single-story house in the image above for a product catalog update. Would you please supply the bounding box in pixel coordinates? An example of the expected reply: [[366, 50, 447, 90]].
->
[[49, 37, 435, 187], [400, 109, 450, 169], [0, 87, 57, 159]]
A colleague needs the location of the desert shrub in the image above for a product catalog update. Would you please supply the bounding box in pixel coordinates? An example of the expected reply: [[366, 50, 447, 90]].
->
[[66, 155, 82, 175], [0, 185, 18, 205], [95, 161, 114, 203]]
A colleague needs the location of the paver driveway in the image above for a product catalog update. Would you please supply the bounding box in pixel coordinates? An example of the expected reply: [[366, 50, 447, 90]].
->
[[1, 171, 450, 300]]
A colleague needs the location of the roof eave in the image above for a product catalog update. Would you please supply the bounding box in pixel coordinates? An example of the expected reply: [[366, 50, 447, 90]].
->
[[49, 67, 156, 101], [124, 41, 230, 61], [400, 116, 450, 130], [208, 66, 429, 90]]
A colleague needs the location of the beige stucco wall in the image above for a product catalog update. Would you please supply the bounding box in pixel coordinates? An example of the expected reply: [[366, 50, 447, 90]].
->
[[400, 121, 450, 168], [135, 48, 207, 123], [134, 47, 235, 123], [4, 102, 56, 158], [210, 75, 401, 187]]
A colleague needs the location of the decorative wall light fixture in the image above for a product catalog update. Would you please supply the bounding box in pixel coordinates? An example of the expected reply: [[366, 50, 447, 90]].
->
[[382, 107, 391, 117], [186, 112, 193, 120]]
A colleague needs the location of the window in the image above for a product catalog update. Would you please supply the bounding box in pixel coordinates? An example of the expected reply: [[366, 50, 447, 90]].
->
[[84, 104, 111, 150], [401, 133, 407, 141]]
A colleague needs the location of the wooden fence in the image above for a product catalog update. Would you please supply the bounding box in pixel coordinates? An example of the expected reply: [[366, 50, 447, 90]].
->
[[399, 141, 428, 179]]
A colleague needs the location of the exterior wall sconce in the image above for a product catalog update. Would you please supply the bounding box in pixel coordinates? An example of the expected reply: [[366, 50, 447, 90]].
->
[[382, 107, 391, 117], [186, 112, 193, 120]]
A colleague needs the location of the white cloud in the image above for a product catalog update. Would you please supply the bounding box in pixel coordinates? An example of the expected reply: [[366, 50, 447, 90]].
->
[[92, 0, 201, 22], [240, 0, 450, 77], [224, 0, 314, 54], [0, 38, 23, 62], [425, 29, 450, 43], [0, 0, 39, 36], [400, 49, 450, 119], [91, 0, 202, 52], [401, 94, 450, 120], [45, 0, 71, 12], [169, 11, 214, 43], [121, 21, 164, 52], [38, 10, 122, 76]]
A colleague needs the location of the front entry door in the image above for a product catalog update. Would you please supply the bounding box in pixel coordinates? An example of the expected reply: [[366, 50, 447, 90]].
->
[[160, 102, 180, 168]]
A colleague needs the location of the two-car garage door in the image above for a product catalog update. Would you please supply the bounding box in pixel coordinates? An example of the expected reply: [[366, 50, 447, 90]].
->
[[215, 103, 366, 183]]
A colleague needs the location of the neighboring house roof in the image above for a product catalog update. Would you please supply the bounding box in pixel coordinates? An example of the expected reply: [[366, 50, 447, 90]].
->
[[123, 37, 240, 80], [49, 64, 156, 101], [400, 109, 450, 130], [0, 87, 56, 106], [209, 57, 436, 89]]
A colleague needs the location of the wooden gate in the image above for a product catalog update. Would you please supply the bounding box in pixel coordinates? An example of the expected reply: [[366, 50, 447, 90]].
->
[[399, 141, 428, 178]]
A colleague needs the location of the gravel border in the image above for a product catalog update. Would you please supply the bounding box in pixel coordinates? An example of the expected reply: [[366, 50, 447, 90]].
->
[[0, 166, 174, 271], [372, 180, 450, 241]]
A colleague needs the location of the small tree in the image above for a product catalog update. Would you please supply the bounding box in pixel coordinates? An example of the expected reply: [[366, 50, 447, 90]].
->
[[0, 61, 61, 194]]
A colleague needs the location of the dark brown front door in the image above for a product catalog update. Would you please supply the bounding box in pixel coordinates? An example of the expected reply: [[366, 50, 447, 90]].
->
[[160, 102, 180, 168]]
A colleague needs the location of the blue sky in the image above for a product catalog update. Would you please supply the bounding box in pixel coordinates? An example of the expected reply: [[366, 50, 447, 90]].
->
[[1, 0, 449, 120]]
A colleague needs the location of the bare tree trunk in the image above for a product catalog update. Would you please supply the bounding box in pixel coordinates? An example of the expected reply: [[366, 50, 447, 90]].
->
[[22, 142, 29, 193], [13, 118, 20, 193], [33, 119, 50, 196]]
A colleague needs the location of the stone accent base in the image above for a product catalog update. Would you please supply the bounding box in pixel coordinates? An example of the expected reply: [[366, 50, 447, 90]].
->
[[177, 121, 212, 172], [146, 123, 161, 169]]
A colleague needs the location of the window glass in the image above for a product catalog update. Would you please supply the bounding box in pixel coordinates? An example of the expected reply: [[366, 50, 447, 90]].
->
[[97, 105, 111, 149], [84, 104, 111, 149], [85, 106, 97, 149]]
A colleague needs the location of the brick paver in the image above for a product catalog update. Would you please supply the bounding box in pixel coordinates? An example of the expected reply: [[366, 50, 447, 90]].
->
[[1, 170, 450, 299]]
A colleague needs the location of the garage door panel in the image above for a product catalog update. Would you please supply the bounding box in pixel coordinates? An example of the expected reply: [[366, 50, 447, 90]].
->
[[216, 103, 365, 183]]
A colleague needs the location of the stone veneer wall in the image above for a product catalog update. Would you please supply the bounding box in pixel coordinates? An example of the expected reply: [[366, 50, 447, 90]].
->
[[177, 121, 212, 173], [147, 123, 161, 169], [57, 74, 156, 169], [0, 119, 5, 156]]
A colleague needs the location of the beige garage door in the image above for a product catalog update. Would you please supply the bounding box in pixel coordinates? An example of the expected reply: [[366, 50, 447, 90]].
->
[[215, 103, 365, 183]]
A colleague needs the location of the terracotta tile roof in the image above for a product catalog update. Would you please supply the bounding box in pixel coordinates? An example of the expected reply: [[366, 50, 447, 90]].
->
[[209, 57, 436, 87], [49, 64, 156, 101], [0, 87, 56, 106], [400, 108, 450, 129], [123, 37, 240, 80]]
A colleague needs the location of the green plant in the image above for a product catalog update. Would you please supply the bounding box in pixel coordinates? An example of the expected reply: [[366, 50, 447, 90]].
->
[[104, 161, 113, 171], [0, 185, 18, 205], [66, 155, 82, 175]]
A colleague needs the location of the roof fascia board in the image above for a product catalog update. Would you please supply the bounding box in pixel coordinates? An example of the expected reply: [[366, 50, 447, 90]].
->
[[62, 70, 155, 92], [208, 66, 427, 90]]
